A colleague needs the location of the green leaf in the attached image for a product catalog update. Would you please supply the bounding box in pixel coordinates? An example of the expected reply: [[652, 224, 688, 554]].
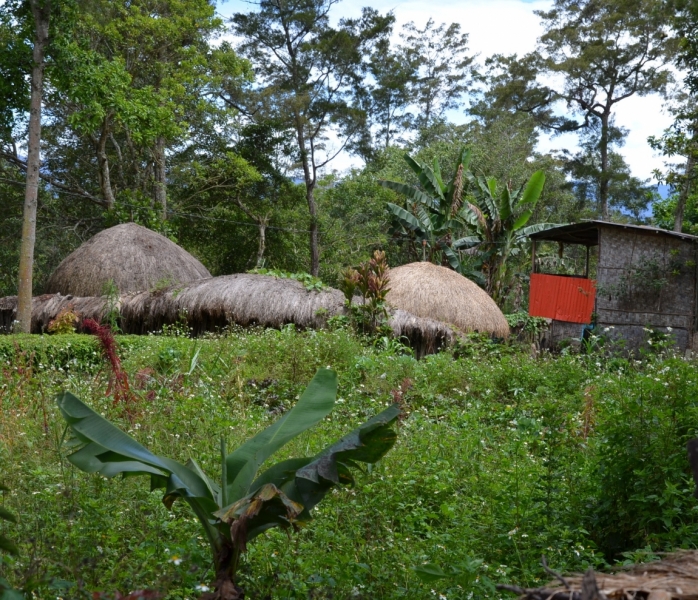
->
[[225, 368, 337, 502], [387, 203, 427, 235], [511, 208, 534, 231], [291, 404, 400, 515], [0, 507, 16, 524], [380, 180, 438, 209], [440, 244, 463, 273], [414, 563, 448, 583], [432, 157, 444, 191], [56, 392, 216, 511], [515, 222, 559, 240], [403, 154, 445, 200], [499, 185, 513, 221], [452, 236, 481, 249], [517, 170, 545, 208], [0, 535, 18, 555]]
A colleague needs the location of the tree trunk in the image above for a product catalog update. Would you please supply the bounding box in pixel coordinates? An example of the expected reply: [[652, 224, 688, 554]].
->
[[295, 116, 320, 276], [153, 135, 167, 221], [599, 112, 610, 218], [675, 131, 697, 232], [307, 188, 319, 276], [16, 0, 50, 334], [96, 114, 116, 211], [256, 217, 268, 268], [675, 153, 695, 232]]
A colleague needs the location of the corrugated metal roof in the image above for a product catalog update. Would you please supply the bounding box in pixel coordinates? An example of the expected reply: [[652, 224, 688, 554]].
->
[[529, 220, 698, 246]]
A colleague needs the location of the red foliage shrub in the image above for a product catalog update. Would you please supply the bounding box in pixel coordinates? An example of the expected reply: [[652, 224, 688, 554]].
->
[[82, 318, 136, 411]]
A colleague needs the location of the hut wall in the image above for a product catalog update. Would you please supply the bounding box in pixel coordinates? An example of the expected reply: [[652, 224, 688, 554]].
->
[[542, 320, 584, 349], [595, 227, 697, 352]]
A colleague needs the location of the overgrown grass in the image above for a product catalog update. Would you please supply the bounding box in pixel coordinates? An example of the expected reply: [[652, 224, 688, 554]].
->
[[1, 328, 697, 599]]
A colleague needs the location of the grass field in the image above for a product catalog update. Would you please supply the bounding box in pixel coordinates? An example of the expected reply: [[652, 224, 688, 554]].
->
[[1, 327, 697, 599]]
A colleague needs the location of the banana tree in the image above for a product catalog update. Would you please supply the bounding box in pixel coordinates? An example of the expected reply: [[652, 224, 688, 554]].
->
[[455, 170, 555, 304], [380, 149, 479, 278], [57, 369, 400, 600]]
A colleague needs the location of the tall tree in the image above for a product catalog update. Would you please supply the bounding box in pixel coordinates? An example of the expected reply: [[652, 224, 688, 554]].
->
[[228, 0, 393, 276], [9, 0, 52, 333], [648, 96, 698, 232], [649, 1, 698, 232], [36, 0, 244, 220], [536, 0, 676, 217], [562, 120, 657, 220], [399, 19, 474, 143]]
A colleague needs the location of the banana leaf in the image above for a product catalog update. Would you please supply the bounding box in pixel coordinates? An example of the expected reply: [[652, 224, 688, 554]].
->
[[387, 202, 427, 235], [380, 180, 437, 209], [403, 154, 444, 201], [518, 170, 545, 207], [225, 368, 337, 502]]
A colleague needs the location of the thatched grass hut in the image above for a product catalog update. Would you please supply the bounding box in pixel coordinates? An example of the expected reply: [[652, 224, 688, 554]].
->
[[120, 274, 346, 335], [0, 274, 457, 355], [45, 223, 211, 297], [0, 294, 107, 333], [386, 262, 510, 338]]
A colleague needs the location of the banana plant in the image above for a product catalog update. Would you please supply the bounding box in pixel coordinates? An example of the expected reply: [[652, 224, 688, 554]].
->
[[57, 369, 400, 600], [380, 148, 479, 278], [455, 171, 556, 304]]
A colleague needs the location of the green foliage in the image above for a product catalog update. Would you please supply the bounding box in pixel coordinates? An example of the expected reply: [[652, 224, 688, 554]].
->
[[248, 268, 326, 292], [5, 329, 698, 596], [57, 367, 400, 595], [101, 279, 121, 332], [589, 357, 698, 558], [460, 169, 552, 303], [47, 308, 78, 335], [653, 192, 698, 235], [0, 484, 18, 556], [505, 312, 549, 342], [381, 148, 475, 273]]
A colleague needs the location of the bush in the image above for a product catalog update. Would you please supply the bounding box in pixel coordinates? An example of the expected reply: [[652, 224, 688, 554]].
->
[[588, 357, 698, 557]]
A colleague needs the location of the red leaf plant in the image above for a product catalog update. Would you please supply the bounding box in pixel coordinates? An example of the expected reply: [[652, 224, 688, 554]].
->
[[82, 318, 136, 413]]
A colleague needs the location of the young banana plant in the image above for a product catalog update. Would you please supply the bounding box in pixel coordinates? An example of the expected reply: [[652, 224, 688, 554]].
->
[[57, 369, 400, 600], [381, 148, 474, 274], [456, 170, 555, 302]]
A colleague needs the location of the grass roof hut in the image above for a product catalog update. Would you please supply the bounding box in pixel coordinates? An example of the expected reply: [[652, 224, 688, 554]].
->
[[0, 274, 458, 355], [45, 223, 211, 297], [386, 262, 510, 338]]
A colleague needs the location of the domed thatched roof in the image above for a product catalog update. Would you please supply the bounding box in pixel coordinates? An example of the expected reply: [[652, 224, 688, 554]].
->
[[386, 262, 510, 338], [45, 223, 211, 297]]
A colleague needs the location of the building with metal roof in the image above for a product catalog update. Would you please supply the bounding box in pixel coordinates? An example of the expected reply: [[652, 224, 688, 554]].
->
[[528, 221, 698, 352]]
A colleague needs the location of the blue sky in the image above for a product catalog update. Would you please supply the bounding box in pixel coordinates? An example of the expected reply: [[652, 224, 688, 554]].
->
[[215, 0, 675, 183]]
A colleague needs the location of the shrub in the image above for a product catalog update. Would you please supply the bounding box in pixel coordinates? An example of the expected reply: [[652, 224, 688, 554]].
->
[[588, 357, 698, 557]]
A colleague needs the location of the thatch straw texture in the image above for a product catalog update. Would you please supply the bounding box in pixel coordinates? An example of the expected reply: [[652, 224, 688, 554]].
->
[[507, 551, 698, 600], [119, 274, 346, 335], [0, 274, 458, 355], [0, 294, 107, 333], [45, 223, 211, 297], [386, 262, 510, 338]]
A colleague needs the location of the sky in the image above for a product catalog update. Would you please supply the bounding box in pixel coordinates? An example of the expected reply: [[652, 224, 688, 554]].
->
[[216, 0, 676, 183]]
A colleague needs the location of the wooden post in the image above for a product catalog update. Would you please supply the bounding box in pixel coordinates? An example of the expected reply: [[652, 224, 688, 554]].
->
[[585, 245, 590, 278], [531, 239, 537, 274]]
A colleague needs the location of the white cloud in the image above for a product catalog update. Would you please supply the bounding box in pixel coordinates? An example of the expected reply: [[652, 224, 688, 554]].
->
[[217, 0, 676, 180]]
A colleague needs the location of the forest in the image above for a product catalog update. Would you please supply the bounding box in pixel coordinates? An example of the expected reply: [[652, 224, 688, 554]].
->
[[4, 0, 698, 599], [1, 0, 697, 308]]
